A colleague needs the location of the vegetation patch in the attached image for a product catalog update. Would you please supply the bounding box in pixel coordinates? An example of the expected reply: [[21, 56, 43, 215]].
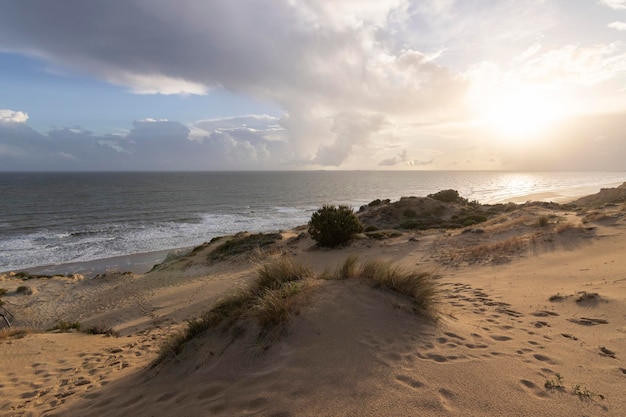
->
[[308, 205, 363, 248], [331, 257, 440, 315], [428, 189, 469, 204], [157, 256, 312, 363], [15, 285, 32, 295], [366, 230, 403, 240], [0, 327, 30, 341], [49, 321, 81, 332], [208, 232, 283, 262], [83, 324, 119, 337], [545, 373, 604, 401]]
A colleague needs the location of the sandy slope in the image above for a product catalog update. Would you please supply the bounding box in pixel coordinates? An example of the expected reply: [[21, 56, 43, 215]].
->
[[1, 193, 625, 417]]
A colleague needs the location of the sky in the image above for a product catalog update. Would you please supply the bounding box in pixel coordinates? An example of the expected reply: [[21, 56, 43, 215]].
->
[[1, 0, 625, 171]]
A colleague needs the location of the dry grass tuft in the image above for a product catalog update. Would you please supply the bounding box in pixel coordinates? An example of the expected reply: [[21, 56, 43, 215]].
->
[[336, 255, 360, 280], [157, 256, 311, 363], [332, 257, 440, 315], [0, 327, 30, 340]]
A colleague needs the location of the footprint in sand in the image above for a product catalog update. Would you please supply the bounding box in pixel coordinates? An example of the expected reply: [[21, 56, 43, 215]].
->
[[396, 374, 426, 389], [519, 379, 549, 398], [533, 354, 558, 365], [490, 335, 513, 342], [568, 317, 608, 326], [531, 310, 559, 317]]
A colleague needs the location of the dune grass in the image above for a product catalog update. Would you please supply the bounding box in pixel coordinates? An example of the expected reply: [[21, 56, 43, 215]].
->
[[0, 327, 30, 340], [332, 257, 440, 315], [157, 256, 312, 362]]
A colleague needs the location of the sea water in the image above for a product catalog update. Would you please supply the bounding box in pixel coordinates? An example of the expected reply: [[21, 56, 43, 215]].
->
[[1, 171, 624, 272]]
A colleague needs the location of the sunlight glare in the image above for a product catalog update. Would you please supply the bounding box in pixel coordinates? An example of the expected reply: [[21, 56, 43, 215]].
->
[[480, 89, 562, 140]]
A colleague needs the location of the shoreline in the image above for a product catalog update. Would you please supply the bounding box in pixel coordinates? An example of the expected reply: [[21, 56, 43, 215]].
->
[[2, 181, 623, 277], [4, 247, 192, 278]]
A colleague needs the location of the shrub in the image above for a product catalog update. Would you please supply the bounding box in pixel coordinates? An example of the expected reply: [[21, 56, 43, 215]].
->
[[428, 189, 467, 204], [308, 205, 363, 248], [15, 286, 32, 295], [0, 288, 7, 296]]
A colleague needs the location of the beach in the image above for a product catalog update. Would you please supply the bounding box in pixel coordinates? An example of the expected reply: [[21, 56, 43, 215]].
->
[[1, 183, 626, 416]]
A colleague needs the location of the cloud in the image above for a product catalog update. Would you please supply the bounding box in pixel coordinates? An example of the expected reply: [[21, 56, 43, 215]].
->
[[0, 109, 29, 123], [312, 113, 386, 166], [109, 72, 209, 95], [512, 43, 626, 87], [608, 21, 626, 31], [600, 0, 626, 10], [0, 115, 296, 170], [0, 0, 470, 167], [1, 1, 625, 170]]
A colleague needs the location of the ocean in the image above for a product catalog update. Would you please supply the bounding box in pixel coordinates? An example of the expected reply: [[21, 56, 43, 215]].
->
[[1, 171, 624, 274]]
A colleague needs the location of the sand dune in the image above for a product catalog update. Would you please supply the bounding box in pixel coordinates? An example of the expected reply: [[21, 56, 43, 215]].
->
[[1, 188, 625, 416]]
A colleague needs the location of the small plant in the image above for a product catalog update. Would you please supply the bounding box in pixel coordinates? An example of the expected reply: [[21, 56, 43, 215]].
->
[[573, 384, 602, 400], [49, 321, 81, 332], [544, 374, 604, 400], [308, 205, 363, 248], [544, 373, 565, 390], [537, 215, 550, 227], [0, 288, 7, 296], [83, 324, 119, 337], [15, 286, 32, 295]]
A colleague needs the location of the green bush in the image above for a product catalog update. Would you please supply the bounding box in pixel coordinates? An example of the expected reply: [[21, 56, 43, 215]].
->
[[308, 205, 363, 248], [428, 189, 467, 204]]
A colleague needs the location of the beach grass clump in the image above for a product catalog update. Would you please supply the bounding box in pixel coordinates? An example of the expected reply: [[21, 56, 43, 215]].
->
[[49, 321, 81, 332], [331, 257, 439, 314], [308, 205, 363, 248], [0, 327, 30, 340], [336, 255, 360, 280], [0, 288, 7, 297], [157, 256, 311, 363], [83, 324, 119, 337], [359, 260, 439, 312]]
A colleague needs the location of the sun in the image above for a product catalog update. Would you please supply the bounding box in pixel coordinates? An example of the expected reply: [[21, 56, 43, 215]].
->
[[474, 87, 565, 142]]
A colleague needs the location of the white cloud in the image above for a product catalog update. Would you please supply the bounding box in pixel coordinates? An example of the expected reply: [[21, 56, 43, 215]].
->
[[608, 21, 626, 31], [0, 109, 29, 123], [600, 0, 626, 10], [108, 72, 209, 95]]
